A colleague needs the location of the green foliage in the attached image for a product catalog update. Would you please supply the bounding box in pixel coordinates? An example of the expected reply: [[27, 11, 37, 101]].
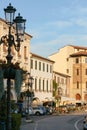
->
[[11, 100, 18, 112], [0, 98, 21, 130], [11, 113, 21, 130], [0, 93, 7, 118], [53, 80, 58, 97]]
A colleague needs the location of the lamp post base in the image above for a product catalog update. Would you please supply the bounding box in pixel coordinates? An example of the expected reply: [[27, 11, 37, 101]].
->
[[25, 117, 33, 123], [25, 115, 33, 123]]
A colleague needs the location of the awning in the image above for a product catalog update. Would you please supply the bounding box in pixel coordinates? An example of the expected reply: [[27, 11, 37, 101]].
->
[[61, 96, 75, 102]]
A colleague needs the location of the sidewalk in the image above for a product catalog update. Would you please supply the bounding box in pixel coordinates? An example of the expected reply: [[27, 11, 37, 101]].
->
[[20, 117, 36, 130]]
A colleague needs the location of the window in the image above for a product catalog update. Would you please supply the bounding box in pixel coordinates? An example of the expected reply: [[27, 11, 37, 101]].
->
[[54, 76, 56, 82], [31, 59, 33, 69], [47, 64, 48, 72], [46, 80, 48, 92], [43, 63, 45, 71], [76, 58, 79, 63], [24, 46, 27, 59], [61, 78, 64, 84], [35, 78, 37, 91], [66, 69, 69, 73], [85, 69, 87, 75], [86, 81, 87, 90], [43, 80, 45, 91], [50, 80, 52, 92], [57, 77, 60, 84], [66, 58, 69, 61], [85, 58, 87, 63], [39, 62, 41, 71], [35, 61, 37, 70], [39, 79, 41, 91], [77, 81, 79, 89], [50, 65, 52, 73], [77, 69, 79, 75]]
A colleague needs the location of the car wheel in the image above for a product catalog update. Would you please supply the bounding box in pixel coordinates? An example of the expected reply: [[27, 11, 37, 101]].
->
[[35, 112, 40, 116]]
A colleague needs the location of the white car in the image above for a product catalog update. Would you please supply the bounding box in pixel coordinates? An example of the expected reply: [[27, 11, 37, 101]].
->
[[26, 107, 34, 115], [32, 106, 46, 115]]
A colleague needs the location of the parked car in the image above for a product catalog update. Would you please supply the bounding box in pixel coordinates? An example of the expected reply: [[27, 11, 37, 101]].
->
[[45, 107, 53, 115], [26, 107, 34, 115], [59, 105, 68, 113], [83, 116, 87, 130], [32, 106, 46, 115], [21, 107, 34, 117], [83, 123, 87, 130]]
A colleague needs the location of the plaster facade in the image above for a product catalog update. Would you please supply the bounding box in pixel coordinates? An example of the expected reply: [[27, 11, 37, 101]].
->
[[49, 45, 87, 104]]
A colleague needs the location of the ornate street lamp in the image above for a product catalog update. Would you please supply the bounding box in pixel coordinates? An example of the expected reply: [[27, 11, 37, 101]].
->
[[26, 73, 34, 121], [0, 3, 26, 130]]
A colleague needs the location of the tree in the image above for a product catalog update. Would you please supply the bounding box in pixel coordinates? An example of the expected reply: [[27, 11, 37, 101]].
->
[[53, 80, 58, 98]]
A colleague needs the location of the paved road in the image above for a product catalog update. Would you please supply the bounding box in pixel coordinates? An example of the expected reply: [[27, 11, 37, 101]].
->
[[20, 112, 87, 130]]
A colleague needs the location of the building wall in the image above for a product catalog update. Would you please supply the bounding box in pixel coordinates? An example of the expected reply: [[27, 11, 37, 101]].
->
[[48, 45, 74, 99], [49, 45, 87, 104], [72, 56, 87, 103], [48, 45, 74, 75], [0, 18, 32, 100], [30, 53, 54, 102]]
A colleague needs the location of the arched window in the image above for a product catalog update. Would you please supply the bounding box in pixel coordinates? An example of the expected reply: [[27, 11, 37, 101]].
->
[[76, 93, 81, 100]]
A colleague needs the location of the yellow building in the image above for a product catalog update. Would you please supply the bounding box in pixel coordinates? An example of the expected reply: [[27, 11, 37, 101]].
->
[[49, 45, 87, 105], [0, 18, 32, 100]]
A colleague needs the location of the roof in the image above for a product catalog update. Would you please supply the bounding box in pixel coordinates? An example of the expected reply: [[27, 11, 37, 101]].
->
[[49, 44, 87, 57], [30, 52, 55, 63], [70, 51, 87, 57], [53, 71, 70, 77], [69, 45, 87, 50]]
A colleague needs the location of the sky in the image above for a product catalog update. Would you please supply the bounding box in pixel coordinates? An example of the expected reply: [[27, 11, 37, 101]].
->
[[1, 0, 87, 58]]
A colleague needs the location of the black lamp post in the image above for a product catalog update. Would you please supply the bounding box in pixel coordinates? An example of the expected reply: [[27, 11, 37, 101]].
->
[[26, 73, 34, 121], [0, 3, 26, 130]]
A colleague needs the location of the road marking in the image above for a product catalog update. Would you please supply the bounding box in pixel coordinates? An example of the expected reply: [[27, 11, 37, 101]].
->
[[34, 122, 38, 130], [74, 117, 83, 130]]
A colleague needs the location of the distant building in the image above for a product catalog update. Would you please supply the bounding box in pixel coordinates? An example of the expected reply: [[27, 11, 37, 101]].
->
[[48, 45, 87, 104], [30, 53, 54, 105], [53, 71, 71, 105]]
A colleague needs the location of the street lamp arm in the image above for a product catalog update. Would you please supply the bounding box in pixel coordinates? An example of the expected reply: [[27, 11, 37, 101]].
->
[[0, 34, 21, 52]]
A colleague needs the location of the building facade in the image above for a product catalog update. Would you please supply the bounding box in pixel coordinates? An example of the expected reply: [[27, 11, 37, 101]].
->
[[0, 18, 32, 100], [48, 45, 87, 104], [30, 53, 54, 104], [1, 17, 84, 106], [53, 71, 71, 104]]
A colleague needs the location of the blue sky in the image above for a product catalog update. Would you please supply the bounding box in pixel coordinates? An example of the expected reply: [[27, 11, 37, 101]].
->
[[1, 0, 87, 57]]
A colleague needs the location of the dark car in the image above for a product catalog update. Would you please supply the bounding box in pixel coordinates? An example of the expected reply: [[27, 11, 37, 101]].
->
[[21, 107, 34, 117], [83, 116, 87, 130], [83, 123, 87, 130], [45, 107, 53, 115]]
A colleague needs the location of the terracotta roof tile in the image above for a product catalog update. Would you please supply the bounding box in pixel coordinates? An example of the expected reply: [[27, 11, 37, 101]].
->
[[69, 45, 87, 50], [70, 51, 87, 57]]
